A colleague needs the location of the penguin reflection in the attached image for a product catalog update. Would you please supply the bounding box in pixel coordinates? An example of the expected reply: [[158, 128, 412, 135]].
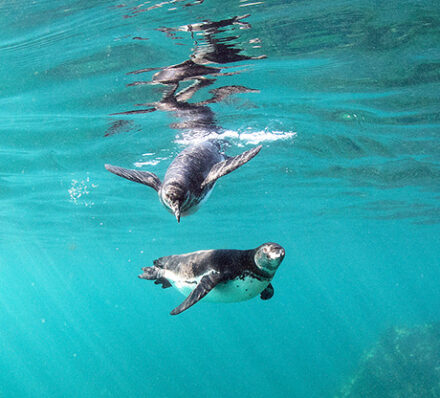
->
[[113, 78, 258, 137], [108, 14, 265, 138], [159, 14, 266, 66]]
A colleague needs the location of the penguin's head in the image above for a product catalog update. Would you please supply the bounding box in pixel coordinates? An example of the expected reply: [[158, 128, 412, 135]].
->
[[254, 242, 285, 275], [160, 182, 188, 223]]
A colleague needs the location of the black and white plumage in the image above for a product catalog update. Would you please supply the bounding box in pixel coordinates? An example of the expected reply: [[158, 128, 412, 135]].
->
[[139, 242, 286, 315], [105, 140, 261, 222]]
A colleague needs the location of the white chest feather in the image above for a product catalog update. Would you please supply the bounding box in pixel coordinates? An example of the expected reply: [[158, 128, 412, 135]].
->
[[164, 270, 270, 303]]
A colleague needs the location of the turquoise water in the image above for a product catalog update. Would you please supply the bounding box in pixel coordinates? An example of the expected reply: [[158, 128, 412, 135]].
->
[[1, 0, 440, 397]]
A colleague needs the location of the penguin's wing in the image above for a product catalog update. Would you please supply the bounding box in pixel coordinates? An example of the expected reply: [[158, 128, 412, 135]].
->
[[170, 272, 222, 315], [260, 283, 274, 300], [201, 145, 262, 188], [105, 164, 162, 192]]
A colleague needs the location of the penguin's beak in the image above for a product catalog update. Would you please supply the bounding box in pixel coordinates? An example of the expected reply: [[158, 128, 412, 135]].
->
[[173, 207, 181, 223]]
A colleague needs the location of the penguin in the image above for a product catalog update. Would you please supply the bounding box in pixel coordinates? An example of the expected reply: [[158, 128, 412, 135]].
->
[[139, 242, 285, 315], [105, 140, 261, 222]]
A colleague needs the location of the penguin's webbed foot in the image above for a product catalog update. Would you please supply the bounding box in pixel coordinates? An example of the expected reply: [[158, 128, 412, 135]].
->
[[260, 283, 274, 300], [138, 267, 171, 289], [154, 277, 172, 289]]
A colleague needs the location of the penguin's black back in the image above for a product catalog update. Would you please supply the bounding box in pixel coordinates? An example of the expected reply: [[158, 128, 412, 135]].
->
[[153, 248, 268, 281], [163, 140, 224, 193]]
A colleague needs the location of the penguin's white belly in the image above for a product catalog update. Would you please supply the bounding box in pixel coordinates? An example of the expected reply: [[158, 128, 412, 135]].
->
[[171, 275, 271, 303]]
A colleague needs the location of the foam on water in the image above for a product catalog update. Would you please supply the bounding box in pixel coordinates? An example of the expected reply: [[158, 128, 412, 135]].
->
[[174, 128, 296, 146]]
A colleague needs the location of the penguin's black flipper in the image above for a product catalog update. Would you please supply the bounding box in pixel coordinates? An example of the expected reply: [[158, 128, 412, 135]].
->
[[170, 272, 222, 315], [260, 283, 274, 300], [201, 145, 262, 188], [105, 164, 162, 192]]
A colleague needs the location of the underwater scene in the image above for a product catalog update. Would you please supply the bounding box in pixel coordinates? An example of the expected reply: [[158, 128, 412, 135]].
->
[[1, 0, 440, 397]]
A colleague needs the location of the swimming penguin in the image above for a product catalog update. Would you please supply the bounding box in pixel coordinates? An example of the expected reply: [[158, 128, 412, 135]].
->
[[139, 242, 286, 315], [105, 140, 261, 222]]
